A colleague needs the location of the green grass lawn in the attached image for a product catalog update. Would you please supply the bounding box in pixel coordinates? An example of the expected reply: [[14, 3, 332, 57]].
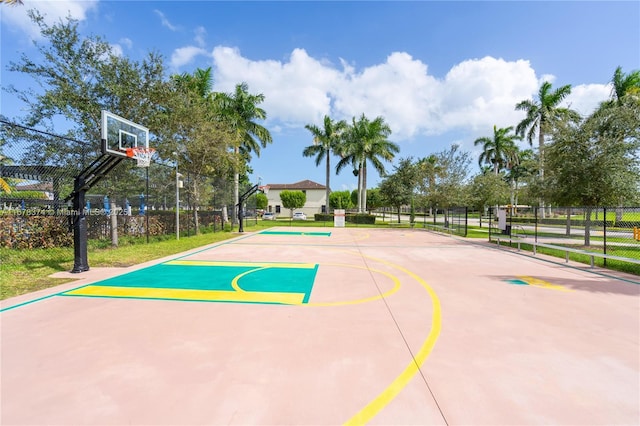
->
[[0, 220, 382, 300], [1, 229, 244, 300], [3, 218, 636, 301]]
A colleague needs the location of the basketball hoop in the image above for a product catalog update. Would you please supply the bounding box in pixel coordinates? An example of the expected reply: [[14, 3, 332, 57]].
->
[[126, 147, 155, 167]]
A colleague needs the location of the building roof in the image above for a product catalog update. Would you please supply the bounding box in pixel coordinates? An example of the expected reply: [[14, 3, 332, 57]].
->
[[265, 180, 327, 190]]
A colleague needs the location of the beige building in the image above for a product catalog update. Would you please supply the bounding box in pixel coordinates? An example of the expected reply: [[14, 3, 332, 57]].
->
[[261, 180, 327, 218]]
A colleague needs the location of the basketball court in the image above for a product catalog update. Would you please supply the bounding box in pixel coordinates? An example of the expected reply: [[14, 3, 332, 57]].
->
[[2, 227, 638, 425]]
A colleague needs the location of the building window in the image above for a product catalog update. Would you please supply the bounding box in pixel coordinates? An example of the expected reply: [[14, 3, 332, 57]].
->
[[275, 205, 281, 213]]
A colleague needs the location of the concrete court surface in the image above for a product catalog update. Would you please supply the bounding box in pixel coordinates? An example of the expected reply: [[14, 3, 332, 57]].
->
[[1, 227, 638, 425]]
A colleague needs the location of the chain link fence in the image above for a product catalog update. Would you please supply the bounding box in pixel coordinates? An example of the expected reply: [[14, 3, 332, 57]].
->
[[0, 120, 244, 250], [489, 205, 640, 273], [375, 206, 468, 237]]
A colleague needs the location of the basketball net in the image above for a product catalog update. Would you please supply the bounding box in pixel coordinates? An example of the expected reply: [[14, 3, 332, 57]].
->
[[126, 147, 155, 167]]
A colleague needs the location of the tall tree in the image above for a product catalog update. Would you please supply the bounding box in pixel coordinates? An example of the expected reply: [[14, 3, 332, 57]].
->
[[609, 66, 640, 105], [544, 98, 640, 245], [3, 9, 169, 207], [6, 10, 167, 159], [515, 81, 579, 217], [429, 144, 472, 210], [214, 83, 272, 224], [505, 148, 536, 210], [379, 157, 418, 223], [415, 154, 441, 216], [303, 115, 347, 213], [171, 67, 213, 100], [336, 114, 399, 212], [474, 125, 521, 175], [466, 172, 510, 224], [160, 68, 236, 233], [515, 81, 579, 180]]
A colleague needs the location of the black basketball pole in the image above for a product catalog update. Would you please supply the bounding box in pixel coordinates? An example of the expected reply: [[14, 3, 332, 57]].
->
[[237, 184, 260, 233], [71, 176, 90, 273]]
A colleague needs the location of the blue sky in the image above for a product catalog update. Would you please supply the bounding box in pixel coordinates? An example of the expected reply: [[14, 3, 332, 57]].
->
[[2, 1, 639, 191]]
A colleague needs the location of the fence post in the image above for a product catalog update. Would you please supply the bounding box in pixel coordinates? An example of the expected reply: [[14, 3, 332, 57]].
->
[[535, 207, 538, 243], [110, 201, 118, 247], [464, 207, 468, 237], [603, 207, 607, 267]]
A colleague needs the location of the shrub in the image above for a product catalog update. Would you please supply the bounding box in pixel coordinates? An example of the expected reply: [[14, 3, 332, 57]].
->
[[347, 213, 376, 225]]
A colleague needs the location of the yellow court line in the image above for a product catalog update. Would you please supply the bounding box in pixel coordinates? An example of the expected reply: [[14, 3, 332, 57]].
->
[[340, 252, 442, 426], [231, 267, 270, 293], [518, 275, 572, 292], [165, 260, 317, 269], [304, 263, 401, 307], [64, 285, 306, 305]]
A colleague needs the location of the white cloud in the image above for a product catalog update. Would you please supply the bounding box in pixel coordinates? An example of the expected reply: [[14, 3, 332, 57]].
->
[[210, 47, 608, 143], [170, 46, 209, 69], [564, 83, 610, 116], [153, 9, 178, 31], [212, 47, 340, 125], [109, 43, 123, 57], [0, 0, 98, 39], [439, 57, 539, 133], [194, 26, 206, 47], [119, 37, 133, 50]]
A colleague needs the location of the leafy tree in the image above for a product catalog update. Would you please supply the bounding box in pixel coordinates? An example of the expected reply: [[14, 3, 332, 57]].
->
[[350, 189, 358, 207], [214, 83, 272, 224], [329, 190, 353, 210], [157, 68, 236, 233], [474, 125, 521, 175], [504, 148, 536, 210], [172, 67, 213, 98], [379, 157, 418, 223], [7, 11, 166, 153], [279, 190, 306, 218], [3, 10, 169, 205], [544, 97, 640, 245], [466, 172, 510, 225], [415, 154, 441, 216], [303, 115, 347, 213], [256, 192, 268, 210], [515, 81, 580, 217], [429, 144, 472, 210], [515, 81, 580, 182], [365, 188, 384, 213], [336, 114, 399, 213], [609, 66, 640, 105]]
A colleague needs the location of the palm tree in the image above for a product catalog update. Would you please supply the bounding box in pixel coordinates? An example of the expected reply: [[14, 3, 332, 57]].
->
[[303, 115, 347, 213], [515, 81, 579, 179], [610, 66, 640, 104], [337, 114, 399, 212], [172, 67, 213, 99], [474, 125, 521, 175], [169, 67, 218, 234], [214, 83, 272, 224], [515, 81, 579, 216]]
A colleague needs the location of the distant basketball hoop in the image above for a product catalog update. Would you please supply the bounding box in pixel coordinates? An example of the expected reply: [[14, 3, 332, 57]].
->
[[126, 147, 155, 167]]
